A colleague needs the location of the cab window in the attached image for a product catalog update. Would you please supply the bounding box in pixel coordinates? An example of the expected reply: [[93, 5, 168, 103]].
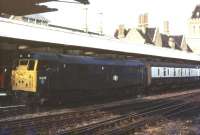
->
[[28, 60, 35, 70], [19, 60, 28, 65]]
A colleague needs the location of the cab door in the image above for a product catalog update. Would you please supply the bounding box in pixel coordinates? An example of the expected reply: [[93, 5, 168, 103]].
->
[[27, 60, 38, 92]]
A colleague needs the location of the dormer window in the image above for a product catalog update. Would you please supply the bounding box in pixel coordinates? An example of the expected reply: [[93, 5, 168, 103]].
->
[[168, 37, 175, 49]]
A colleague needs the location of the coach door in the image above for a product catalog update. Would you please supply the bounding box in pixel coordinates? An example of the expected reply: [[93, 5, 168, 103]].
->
[[146, 64, 152, 86]]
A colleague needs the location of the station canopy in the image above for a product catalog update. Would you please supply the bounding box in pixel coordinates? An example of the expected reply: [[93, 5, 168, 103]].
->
[[0, 0, 89, 16]]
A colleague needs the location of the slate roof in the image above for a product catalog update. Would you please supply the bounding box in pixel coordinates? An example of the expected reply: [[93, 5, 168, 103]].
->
[[160, 34, 189, 51], [191, 5, 200, 19], [161, 34, 170, 48], [114, 26, 192, 52], [146, 28, 156, 41], [173, 35, 183, 50], [114, 27, 156, 44], [188, 46, 193, 52], [161, 34, 182, 50], [137, 28, 156, 44]]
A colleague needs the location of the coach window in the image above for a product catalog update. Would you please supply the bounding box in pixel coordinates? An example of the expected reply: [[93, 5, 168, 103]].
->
[[158, 68, 160, 77], [163, 68, 166, 77], [180, 69, 182, 77], [167, 68, 170, 76], [182, 69, 184, 77], [189, 69, 190, 76], [178, 69, 181, 77], [174, 68, 176, 76]]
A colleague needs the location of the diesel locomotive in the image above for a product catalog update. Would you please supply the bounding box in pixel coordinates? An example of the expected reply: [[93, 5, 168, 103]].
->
[[11, 52, 200, 104]]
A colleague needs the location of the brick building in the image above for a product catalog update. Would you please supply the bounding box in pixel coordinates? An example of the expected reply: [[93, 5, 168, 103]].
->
[[114, 14, 192, 52], [187, 4, 200, 53]]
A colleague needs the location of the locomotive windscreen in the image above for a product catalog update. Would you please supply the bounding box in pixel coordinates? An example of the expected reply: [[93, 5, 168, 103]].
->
[[19, 60, 28, 65]]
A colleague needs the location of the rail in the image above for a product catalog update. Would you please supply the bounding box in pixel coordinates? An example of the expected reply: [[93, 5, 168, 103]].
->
[[60, 93, 198, 135]]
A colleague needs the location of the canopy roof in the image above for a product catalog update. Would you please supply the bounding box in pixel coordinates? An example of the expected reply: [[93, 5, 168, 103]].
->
[[0, 17, 200, 62], [0, 0, 89, 16]]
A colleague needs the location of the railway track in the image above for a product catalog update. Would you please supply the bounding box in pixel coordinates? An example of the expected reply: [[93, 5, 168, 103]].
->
[[60, 93, 200, 135], [104, 102, 198, 135], [0, 107, 116, 134], [0, 105, 27, 119], [0, 89, 200, 135]]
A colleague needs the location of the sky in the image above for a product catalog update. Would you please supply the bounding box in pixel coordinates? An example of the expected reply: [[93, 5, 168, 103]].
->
[[41, 0, 200, 36]]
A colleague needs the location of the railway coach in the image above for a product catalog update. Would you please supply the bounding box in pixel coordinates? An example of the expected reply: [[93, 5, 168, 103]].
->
[[150, 62, 200, 90]]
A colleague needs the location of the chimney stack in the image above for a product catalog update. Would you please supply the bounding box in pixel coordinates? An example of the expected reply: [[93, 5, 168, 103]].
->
[[138, 15, 142, 27], [144, 13, 148, 26], [118, 24, 126, 39], [138, 13, 148, 33], [163, 21, 169, 35]]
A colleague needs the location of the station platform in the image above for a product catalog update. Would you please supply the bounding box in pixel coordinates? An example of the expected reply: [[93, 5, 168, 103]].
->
[[0, 17, 200, 62]]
